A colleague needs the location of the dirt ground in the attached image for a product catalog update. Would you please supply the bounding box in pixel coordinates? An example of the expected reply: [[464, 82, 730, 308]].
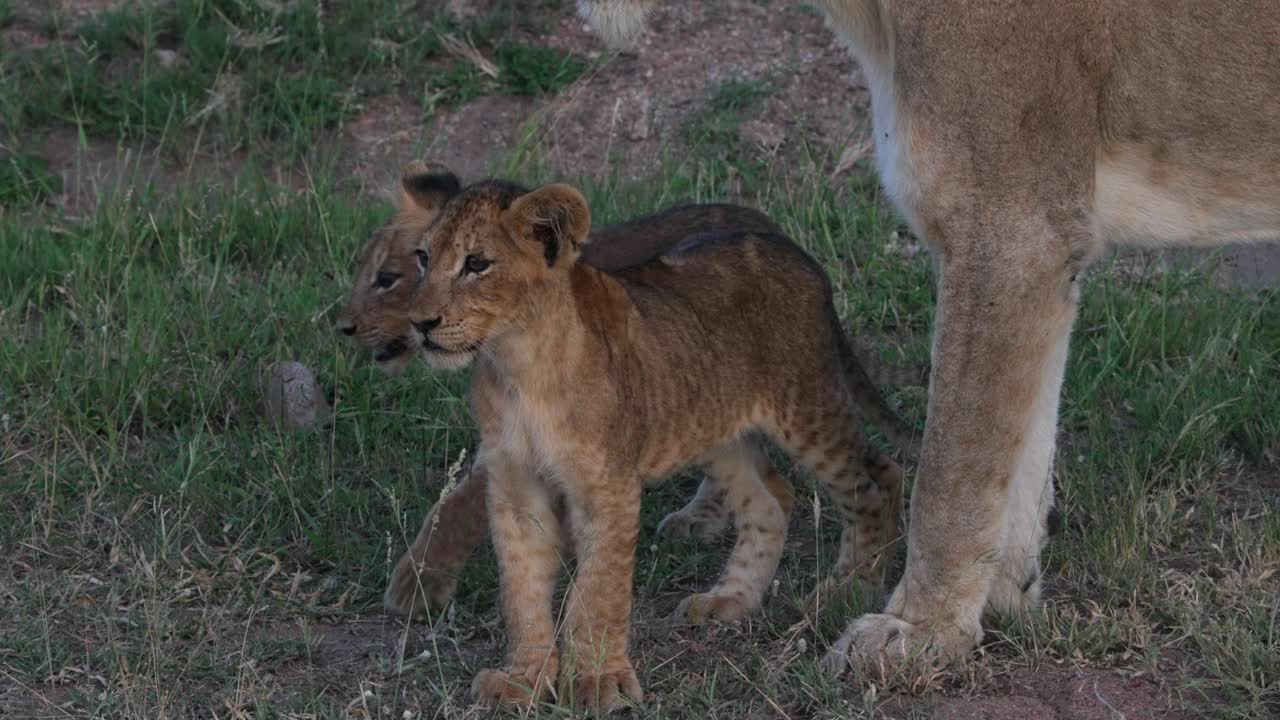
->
[[0, 565, 1206, 720]]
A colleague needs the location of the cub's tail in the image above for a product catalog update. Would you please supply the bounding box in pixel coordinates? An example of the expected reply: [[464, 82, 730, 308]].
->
[[850, 338, 929, 388], [834, 321, 921, 459]]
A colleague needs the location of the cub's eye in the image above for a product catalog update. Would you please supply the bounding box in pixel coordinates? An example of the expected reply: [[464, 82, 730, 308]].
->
[[374, 271, 401, 290], [463, 254, 491, 275], [413, 248, 428, 270]]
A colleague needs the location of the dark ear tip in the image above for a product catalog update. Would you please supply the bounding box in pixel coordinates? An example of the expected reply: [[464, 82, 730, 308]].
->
[[402, 159, 460, 185], [403, 171, 461, 197], [399, 160, 461, 211], [400, 159, 450, 178]]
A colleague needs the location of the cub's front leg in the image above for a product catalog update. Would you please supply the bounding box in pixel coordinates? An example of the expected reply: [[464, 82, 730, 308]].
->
[[384, 461, 490, 615], [560, 468, 644, 713], [470, 449, 564, 711]]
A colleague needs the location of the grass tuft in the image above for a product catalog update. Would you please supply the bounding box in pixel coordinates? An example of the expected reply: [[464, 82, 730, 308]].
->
[[0, 0, 586, 156], [0, 151, 63, 209]]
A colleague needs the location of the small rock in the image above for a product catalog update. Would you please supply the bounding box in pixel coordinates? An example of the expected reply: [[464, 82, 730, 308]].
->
[[259, 360, 330, 432], [153, 49, 179, 68]]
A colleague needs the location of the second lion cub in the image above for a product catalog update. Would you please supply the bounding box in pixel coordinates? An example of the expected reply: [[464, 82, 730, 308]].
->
[[406, 180, 905, 712]]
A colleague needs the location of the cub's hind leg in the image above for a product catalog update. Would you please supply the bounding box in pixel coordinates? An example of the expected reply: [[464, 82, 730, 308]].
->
[[656, 475, 731, 542], [804, 444, 904, 616], [771, 390, 901, 591], [673, 438, 789, 625], [659, 449, 795, 543]]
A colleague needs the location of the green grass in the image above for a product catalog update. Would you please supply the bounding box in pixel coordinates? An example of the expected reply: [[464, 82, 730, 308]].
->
[[681, 78, 777, 186], [493, 41, 586, 96], [0, 0, 586, 157]]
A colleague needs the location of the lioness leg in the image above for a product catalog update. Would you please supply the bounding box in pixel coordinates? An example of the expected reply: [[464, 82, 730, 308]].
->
[[385, 462, 489, 615], [831, 243, 1081, 676], [815, 0, 1106, 675], [985, 313, 1072, 616], [470, 452, 563, 710], [674, 438, 788, 624]]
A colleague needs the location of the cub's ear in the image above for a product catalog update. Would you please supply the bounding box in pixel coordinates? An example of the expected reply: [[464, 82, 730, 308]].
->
[[502, 184, 592, 267], [399, 160, 461, 214]]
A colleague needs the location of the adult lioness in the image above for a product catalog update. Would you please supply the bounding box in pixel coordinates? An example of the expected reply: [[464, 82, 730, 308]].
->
[[577, 0, 1280, 676], [339, 162, 920, 616], [404, 179, 907, 711]]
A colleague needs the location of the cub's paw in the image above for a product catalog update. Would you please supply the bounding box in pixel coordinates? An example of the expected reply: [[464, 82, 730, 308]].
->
[[384, 554, 457, 616], [820, 613, 981, 680], [672, 591, 754, 626], [470, 662, 557, 710], [564, 664, 643, 713], [657, 509, 729, 543]]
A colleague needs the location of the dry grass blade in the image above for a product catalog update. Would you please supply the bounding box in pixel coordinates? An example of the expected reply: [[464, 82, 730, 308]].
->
[[211, 5, 287, 50], [831, 139, 872, 178], [439, 33, 499, 79], [187, 73, 244, 127]]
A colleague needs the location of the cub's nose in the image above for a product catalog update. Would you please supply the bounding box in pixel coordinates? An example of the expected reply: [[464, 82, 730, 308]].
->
[[412, 316, 442, 334], [337, 320, 357, 336]]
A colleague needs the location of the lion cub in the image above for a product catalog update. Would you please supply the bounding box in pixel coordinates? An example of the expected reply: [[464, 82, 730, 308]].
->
[[338, 163, 824, 615], [404, 179, 906, 711]]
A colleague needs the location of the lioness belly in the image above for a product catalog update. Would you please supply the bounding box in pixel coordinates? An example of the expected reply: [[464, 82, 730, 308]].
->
[[1095, 143, 1280, 249]]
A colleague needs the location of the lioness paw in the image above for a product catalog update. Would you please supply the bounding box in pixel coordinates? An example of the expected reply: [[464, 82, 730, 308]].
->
[[822, 613, 982, 680], [564, 665, 643, 714], [672, 591, 754, 625]]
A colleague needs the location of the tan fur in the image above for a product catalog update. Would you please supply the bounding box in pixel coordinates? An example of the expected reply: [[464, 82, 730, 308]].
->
[[340, 164, 918, 619], [404, 180, 907, 712], [578, 0, 1280, 679]]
